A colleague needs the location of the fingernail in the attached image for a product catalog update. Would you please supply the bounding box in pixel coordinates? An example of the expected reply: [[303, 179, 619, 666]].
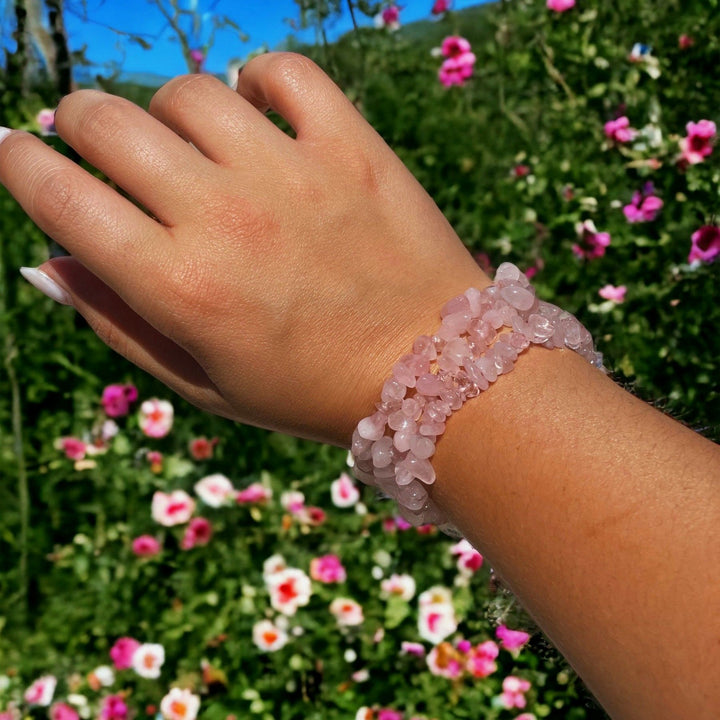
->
[[20, 267, 73, 306], [0, 127, 12, 144]]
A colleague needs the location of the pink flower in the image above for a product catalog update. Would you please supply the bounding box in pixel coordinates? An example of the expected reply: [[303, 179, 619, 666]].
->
[[450, 538, 483, 574], [189, 48, 205, 73], [151, 490, 195, 526], [24, 676, 56, 706], [441, 36, 471, 58], [189, 436, 218, 460], [109, 637, 140, 670], [400, 641, 426, 657], [294, 505, 327, 526], [501, 675, 532, 709], [572, 220, 611, 260], [55, 436, 87, 460], [427, 642, 464, 678], [146, 450, 163, 473], [466, 640, 499, 678], [377, 710, 403, 720], [180, 517, 213, 550], [329, 597, 364, 626], [679, 119, 716, 165], [36, 108, 56, 136], [138, 398, 174, 438], [496, 624, 530, 651], [438, 36, 475, 87], [267, 568, 312, 615], [101, 695, 128, 720], [431, 0, 450, 14], [236, 482, 272, 504], [310, 554, 347, 583], [513, 164, 531, 178], [623, 183, 663, 223], [252, 619, 289, 652], [101, 383, 138, 417], [604, 116, 637, 144], [330, 473, 360, 507], [678, 34, 694, 50], [546, 0, 575, 12], [50, 703, 79, 720], [688, 225, 720, 263], [195, 473, 235, 507], [132, 535, 161, 557], [159, 687, 200, 720], [375, 5, 400, 30], [598, 284, 627, 303]]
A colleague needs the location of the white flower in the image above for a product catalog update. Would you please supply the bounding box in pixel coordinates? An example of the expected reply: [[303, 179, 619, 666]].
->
[[90, 665, 114, 686], [160, 687, 200, 720], [252, 619, 289, 652], [330, 597, 364, 627], [139, 398, 174, 438], [266, 568, 312, 616], [418, 585, 453, 607], [280, 490, 305, 511], [194, 474, 235, 507], [24, 675, 56, 706], [131, 643, 165, 679], [418, 602, 457, 644], [330, 473, 360, 507], [263, 554, 287, 580], [381, 573, 416, 601], [151, 490, 195, 526]]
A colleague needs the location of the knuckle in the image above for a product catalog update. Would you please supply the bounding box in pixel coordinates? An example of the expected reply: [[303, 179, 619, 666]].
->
[[150, 73, 220, 116], [254, 52, 320, 91], [28, 166, 84, 232], [72, 95, 128, 145]]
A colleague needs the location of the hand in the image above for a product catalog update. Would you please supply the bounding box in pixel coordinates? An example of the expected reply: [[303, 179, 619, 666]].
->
[[0, 53, 488, 445]]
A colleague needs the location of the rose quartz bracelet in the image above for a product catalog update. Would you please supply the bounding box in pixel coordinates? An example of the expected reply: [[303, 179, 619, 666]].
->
[[350, 262, 604, 532]]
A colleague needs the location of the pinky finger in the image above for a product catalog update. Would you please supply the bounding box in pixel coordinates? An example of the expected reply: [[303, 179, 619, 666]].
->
[[24, 257, 236, 419]]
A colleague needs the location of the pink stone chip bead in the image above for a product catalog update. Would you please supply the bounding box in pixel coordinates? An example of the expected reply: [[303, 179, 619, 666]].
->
[[351, 262, 604, 534]]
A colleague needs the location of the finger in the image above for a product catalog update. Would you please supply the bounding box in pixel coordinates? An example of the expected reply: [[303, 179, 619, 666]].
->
[[36, 256, 236, 418], [148, 73, 292, 166], [55, 89, 214, 226], [0, 131, 174, 302], [236, 52, 367, 141]]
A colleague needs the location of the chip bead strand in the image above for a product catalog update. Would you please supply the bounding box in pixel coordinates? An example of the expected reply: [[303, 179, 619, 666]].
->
[[350, 262, 604, 533]]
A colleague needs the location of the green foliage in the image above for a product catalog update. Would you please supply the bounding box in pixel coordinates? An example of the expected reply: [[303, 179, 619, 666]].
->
[[1, 1, 719, 718]]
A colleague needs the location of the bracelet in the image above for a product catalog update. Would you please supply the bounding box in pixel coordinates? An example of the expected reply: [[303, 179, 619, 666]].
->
[[350, 262, 604, 533]]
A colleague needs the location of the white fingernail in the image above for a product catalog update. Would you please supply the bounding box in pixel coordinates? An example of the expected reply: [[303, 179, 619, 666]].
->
[[20, 267, 73, 306], [0, 126, 12, 144]]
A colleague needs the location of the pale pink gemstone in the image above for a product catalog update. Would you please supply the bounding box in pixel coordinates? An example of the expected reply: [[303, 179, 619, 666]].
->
[[388, 410, 417, 433], [401, 453, 436, 485], [471, 319, 495, 343], [402, 397, 423, 419], [393, 429, 412, 453], [528, 313, 555, 343], [374, 463, 396, 479], [500, 285, 535, 312], [409, 434, 435, 460], [376, 399, 401, 414], [397, 481, 428, 511], [437, 354, 460, 373], [464, 360, 490, 390], [441, 311, 471, 335], [499, 303, 518, 326], [439, 387, 462, 411], [381, 378, 406, 403], [419, 421, 445, 436], [441, 294, 470, 318], [467, 333, 487, 355], [494, 262, 522, 282], [443, 338, 470, 365], [372, 436, 394, 468], [403, 353, 430, 376], [425, 400, 450, 422], [562, 320, 583, 349], [352, 429, 372, 456], [413, 335, 437, 360], [509, 331, 530, 351], [354, 466, 376, 486], [538, 301, 562, 321], [477, 355, 498, 383], [416, 373, 445, 396], [464, 287, 484, 316], [484, 309, 504, 330], [357, 411, 387, 441], [392, 362, 416, 388], [395, 465, 414, 486]]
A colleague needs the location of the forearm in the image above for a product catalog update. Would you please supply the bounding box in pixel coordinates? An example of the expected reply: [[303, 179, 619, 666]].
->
[[431, 346, 720, 719]]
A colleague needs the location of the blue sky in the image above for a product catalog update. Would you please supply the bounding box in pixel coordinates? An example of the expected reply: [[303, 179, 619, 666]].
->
[[59, 0, 484, 79]]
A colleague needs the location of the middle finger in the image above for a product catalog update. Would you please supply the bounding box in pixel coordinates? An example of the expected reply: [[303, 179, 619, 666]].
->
[[55, 89, 215, 226]]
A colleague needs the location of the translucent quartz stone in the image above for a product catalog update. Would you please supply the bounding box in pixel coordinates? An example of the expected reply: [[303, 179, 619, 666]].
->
[[495, 262, 522, 282], [388, 410, 417, 433], [437, 354, 460, 373], [392, 361, 416, 388], [376, 475, 399, 498], [393, 429, 412, 453], [484, 309, 505, 330], [371, 436, 394, 468], [409, 434, 435, 460], [381, 378, 406, 403], [562, 319, 582, 349], [466, 333, 487, 356], [493, 351, 515, 375], [351, 429, 372, 456], [357, 411, 387, 441], [477, 355, 498, 383], [443, 337, 470, 365], [401, 398, 423, 419], [413, 334, 437, 361], [508, 331, 530, 351], [416, 373, 446, 396], [464, 287, 484, 316], [464, 360, 490, 390], [538, 301, 562, 320], [470, 319, 495, 343], [441, 311, 471, 335], [499, 303, 519, 327], [353, 466, 377, 487], [431, 335, 446, 354], [395, 466, 414, 486], [402, 353, 430, 377], [425, 400, 450, 422], [441, 294, 470, 318], [439, 387, 463, 410], [374, 463, 397, 479], [526, 313, 555, 343], [500, 284, 535, 312], [419, 421, 445, 436], [400, 453, 436, 485], [397, 480, 428, 511], [376, 399, 401, 415]]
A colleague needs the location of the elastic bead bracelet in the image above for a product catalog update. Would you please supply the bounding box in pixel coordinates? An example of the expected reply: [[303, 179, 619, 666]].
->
[[350, 262, 605, 533]]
